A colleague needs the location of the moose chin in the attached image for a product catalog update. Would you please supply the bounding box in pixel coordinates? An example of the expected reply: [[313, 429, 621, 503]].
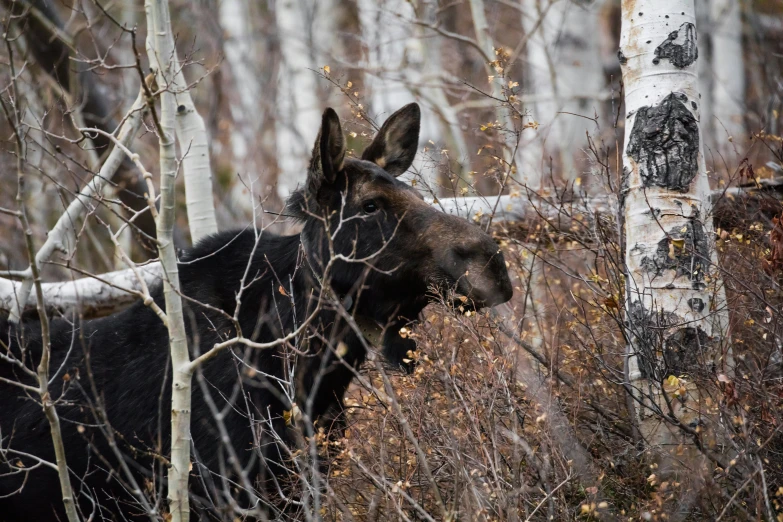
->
[[0, 102, 513, 521]]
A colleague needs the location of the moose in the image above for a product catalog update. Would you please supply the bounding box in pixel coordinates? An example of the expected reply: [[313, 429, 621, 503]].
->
[[0, 103, 513, 520]]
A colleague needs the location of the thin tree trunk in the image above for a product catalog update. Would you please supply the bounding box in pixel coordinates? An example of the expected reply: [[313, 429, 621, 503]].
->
[[218, 0, 264, 214], [695, 0, 714, 155], [356, 0, 418, 120], [412, 1, 473, 182], [274, 0, 322, 199], [619, 0, 728, 466], [145, 1, 193, 520], [358, 0, 447, 186], [5, 51, 82, 522], [710, 0, 745, 159], [521, 0, 605, 181], [145, 0, 218, 242]]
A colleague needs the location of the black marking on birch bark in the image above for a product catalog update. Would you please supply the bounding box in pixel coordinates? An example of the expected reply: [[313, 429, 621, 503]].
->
[[688, 297, 705, 313], [663, 326, 712, 376], [626, 93, 699, 192], [628, 302, 712, 379], [653, 23, 698, 68], [617, 49, 627, 65], [627, 302, 679, 380], [640, 209, 710, 289]]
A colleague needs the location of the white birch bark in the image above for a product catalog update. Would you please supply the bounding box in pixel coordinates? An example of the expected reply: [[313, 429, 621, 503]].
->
[[5, 91, 148, 322], [694, 0, 713, 153], [145, 0, 218, 242], [710, 0, 745, 156], [218, 0, 263, 214], [0, 263, 163, 316], [357, 0, 417, 121], [619, 0, 728, 451], [274, 0, 322, 199], [357, 0, 443, 185], [517, 0, 548, 188], [146, 1, 193, 519], [521, 0, 605, 180], [411, 1, 472, 179]]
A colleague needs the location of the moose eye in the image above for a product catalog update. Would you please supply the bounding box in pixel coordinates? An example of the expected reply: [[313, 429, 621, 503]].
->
[[362, 200, 378, 214]]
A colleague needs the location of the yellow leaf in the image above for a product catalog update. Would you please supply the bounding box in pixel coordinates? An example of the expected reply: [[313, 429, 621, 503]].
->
[[667, 375, 680, 388], [283, 409, 292, 426], [671, 238, 685, 249], [278, 285, 287, 296], [323, 65, 331, 74]]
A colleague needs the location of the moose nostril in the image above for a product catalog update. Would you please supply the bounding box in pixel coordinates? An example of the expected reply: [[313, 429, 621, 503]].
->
[[453, 238, 489, 259], [452, 245, 473, 260]]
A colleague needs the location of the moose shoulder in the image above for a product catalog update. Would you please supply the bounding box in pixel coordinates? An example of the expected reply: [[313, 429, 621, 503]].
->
[[0, 103, 512, 520]]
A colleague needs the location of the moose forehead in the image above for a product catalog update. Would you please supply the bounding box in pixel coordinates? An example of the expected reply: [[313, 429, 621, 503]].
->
[[343, 158, 425, 204]]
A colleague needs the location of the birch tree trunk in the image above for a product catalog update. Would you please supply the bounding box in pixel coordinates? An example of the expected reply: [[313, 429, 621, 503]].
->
[[146, 1, 193, 519], [218, 0, 263, 213], [710, 0, 745, 159], [357, 0, 443, 185], [413, 1, 472, 180], [356, 0, 417, 120], [619, 0, 728, 465], [274, 0, 322, 199], [145, 0, 218, 242], [521, 0, 606, 180], [694, 0, 714, 155]]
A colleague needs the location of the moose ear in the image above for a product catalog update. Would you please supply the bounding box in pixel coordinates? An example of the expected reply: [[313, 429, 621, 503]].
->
[[308, 108, 346, 196], [361, 103, 420, 176]]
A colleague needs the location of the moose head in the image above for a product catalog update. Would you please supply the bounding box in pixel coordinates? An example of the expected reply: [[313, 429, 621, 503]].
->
[[287, 104, 513, 358]]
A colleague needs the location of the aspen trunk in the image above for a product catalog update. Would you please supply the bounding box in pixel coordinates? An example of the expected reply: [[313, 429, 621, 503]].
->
[[710, 0, 745, 158], [413, 1, 472, 178], [146, 1, 193, 520], [521, 0, 606, 180], [274, 0, 322, 199], [357, 0, 446, 186], [467, 0, 533, 184], [356, 0, 417, 120], [218, 0, 263, 213], [619, 0, 728, 469], [145, 0, 218, 242]]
